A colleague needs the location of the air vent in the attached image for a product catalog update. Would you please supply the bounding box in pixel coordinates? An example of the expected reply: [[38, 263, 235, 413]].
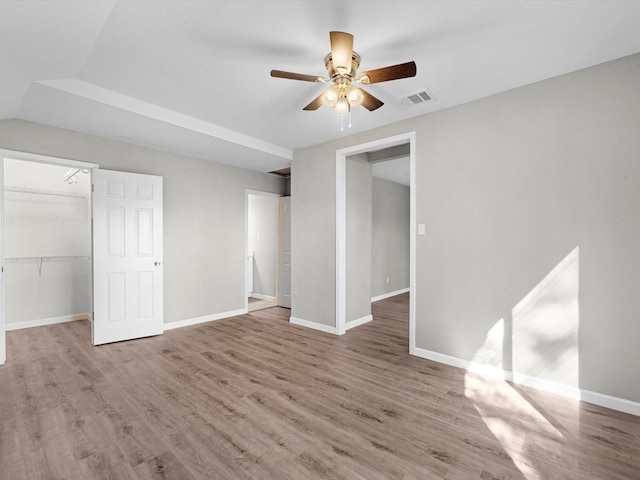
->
[[400, 89, 433, 106]]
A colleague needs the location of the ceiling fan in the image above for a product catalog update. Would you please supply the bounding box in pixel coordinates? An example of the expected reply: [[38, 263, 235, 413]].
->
[[270, 31, 416, 118]]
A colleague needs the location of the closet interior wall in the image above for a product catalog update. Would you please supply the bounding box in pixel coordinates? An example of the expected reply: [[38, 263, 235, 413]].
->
[[3, 159, 92, 328]]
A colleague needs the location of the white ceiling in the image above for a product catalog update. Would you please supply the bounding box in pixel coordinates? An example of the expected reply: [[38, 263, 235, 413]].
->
[[3, 1, 640, 174]]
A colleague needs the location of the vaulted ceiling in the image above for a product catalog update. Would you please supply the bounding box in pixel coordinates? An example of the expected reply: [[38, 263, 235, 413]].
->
[[2, 1, 640, 174]]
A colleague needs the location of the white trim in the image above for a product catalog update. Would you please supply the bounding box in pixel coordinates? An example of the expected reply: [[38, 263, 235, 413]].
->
[[511, 371, 581, 400], [580, 390, 640, 417], [371, 288, 410, 303], [0, 155, 4, 364], [245, 190, 283, 198], [335, 151, 346, 335], [290, 316, 339, 335], [164, 308, 247, 331], [345, 314, 373, 330], [0, 148, 99, 170], [37, 79, 293, 161], [408, 133, 416, 356], [5, 313, 91, 331], [412, 346, 471, 371], [411, 346, 640, 417], [249, 293, 276, 302], [336, 132, 416, 341]]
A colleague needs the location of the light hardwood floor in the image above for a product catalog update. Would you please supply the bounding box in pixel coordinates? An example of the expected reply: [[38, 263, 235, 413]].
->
[[248, 297, 278, 312], [1, 293, 639, 479]]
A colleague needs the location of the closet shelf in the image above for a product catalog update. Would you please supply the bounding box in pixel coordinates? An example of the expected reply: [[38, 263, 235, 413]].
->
[[4, 255, 91, 277], [4, 185, 89, 198], [4, 255, 92, 263]]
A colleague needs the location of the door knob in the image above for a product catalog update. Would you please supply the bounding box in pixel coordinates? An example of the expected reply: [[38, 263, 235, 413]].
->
[[154, 261, 163, 266]]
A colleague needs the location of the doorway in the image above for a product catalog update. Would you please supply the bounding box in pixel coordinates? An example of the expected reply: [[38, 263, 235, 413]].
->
[[246, 191, 280, 312], [0, 149, 98, 365], [3, 158, 92, 331], [335, 132, 416, 352], [369, 146, 411, 302]]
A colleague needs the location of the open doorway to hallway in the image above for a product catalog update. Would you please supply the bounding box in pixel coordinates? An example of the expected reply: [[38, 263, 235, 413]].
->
[[368, 143, 411, 303], [344, 143, 410, 337], [247, 192, 280, 312], [336, 132, 416, 349]]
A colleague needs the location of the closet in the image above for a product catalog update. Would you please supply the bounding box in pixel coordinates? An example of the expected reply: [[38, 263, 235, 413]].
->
[[3, 159, 92, 330]]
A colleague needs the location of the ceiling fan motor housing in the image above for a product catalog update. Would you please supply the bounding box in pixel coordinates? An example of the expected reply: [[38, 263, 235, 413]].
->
[[324, 52, 361, 80]]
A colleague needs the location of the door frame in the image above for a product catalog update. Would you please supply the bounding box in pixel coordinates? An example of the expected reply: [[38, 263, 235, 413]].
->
[[244, 189, 282, 313], [0, 148, 98, 365], [335, 132, 416, 349]]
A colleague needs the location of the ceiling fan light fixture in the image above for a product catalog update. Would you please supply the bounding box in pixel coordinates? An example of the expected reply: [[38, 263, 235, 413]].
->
[[335, 96, 350, 114], [346, 85, 364, 107], [322, 84, 339, 107]]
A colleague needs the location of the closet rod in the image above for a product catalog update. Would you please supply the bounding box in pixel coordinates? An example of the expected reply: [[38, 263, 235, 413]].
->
[[4, 185, 89, 198], [4, 255, 92, 263]]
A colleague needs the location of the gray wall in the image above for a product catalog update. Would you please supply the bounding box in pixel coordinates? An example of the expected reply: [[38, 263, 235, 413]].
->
[[0, 119, 287, 325], [290, 143, 336, 327], [248, 194, 278, 298], [372, 177, 410, 299], [291, 52, 640, 403], [345, 156, 372, 323]]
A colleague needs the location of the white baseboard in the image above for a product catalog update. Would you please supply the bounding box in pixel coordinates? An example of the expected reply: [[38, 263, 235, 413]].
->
[[249, 293, 277, 302], [411, 346, 640, 417], [290, 316, 338, 335], [5, 313, 90, 331], [164, 308, 247, 331], [371, 288, 410, 303], [346, 314, 373, 331]]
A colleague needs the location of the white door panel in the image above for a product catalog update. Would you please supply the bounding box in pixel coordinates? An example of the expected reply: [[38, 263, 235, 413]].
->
[[93, 169, 163, 345], [278, 197, 291, 308]]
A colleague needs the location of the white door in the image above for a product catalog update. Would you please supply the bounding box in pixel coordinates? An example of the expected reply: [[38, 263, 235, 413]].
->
[[278, 196, 291, 308], [92, 169, 163, 345], [0, 157, 4, 364]]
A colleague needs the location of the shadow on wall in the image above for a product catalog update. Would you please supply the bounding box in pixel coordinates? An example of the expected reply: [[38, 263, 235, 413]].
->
[[464, 247, 580, 478]]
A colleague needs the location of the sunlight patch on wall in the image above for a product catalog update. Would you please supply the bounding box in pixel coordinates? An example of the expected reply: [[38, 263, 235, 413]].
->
[[468, 318, 505, 379], [512, 247, 580, 388]]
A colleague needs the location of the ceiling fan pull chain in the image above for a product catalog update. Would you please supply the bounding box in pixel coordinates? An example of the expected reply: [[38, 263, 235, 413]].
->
[[348, 111, 352, 129]]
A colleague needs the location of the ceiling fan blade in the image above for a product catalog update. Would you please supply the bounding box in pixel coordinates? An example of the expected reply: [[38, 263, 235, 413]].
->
[[271, 70, 324, 83], [303, 92, 325, 111], [359, 89, 384, 111], [330, 31, 354, 75], [358, 61, 417, 84]]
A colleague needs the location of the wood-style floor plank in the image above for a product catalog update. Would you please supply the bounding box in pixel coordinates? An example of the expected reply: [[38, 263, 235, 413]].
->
[[3, 293, 640, 479]]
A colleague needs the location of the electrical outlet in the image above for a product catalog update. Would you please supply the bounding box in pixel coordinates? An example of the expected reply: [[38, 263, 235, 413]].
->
[[385, 276, 390, 285]]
